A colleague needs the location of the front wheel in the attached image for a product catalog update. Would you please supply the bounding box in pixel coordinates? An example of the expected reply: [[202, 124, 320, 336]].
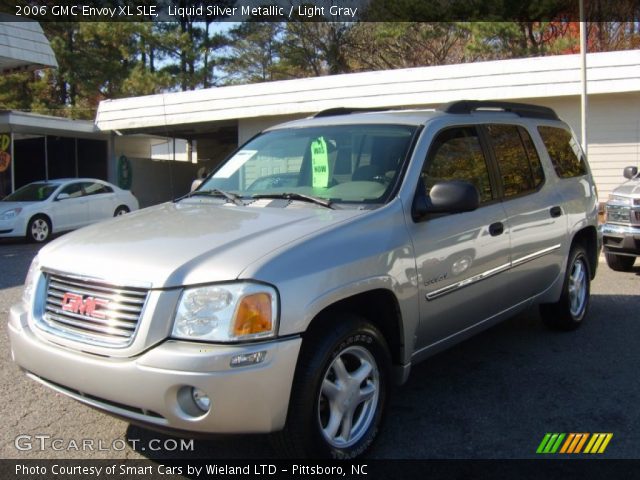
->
[[541, 245, 591, 331], [605, 252, 635, 272], [26, 215, 51, 243], [273, 315, 391, 459]]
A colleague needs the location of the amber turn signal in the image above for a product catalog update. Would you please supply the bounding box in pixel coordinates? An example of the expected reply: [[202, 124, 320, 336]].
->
[[232, 293, 273, 336]]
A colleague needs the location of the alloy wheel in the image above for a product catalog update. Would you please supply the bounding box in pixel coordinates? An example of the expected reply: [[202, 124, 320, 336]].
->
[[568, 257, 587, 317], [31, 219, 49, 242], [317, 345, 380, 448]]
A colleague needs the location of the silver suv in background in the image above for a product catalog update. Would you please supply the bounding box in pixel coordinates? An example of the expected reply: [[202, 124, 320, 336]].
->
[[601, 166, 640, 271], [9, 101, 600, 459]]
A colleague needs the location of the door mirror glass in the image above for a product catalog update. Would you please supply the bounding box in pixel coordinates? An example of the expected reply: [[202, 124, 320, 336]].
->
[[56, 193, 70, 201]]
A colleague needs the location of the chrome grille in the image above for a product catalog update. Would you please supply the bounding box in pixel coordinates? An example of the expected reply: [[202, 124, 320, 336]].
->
[[40, 273, 149, 347]]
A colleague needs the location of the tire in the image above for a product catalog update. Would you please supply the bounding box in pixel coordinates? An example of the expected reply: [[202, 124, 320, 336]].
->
[[273, 315, 391, 459], [541, 245, 591, 331], [114, 206, 130, 217], [26, 215, 51, 243], [605, 252, 635, 272]]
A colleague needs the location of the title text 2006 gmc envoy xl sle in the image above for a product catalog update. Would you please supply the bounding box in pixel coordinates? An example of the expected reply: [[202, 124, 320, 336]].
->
[[9, 101, 600, 458]]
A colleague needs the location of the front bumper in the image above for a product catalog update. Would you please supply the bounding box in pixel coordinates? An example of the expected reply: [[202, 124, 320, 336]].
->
[[601, 223, 640, 257], [0, 217, 22, 237], [8, 302, 302, 434]]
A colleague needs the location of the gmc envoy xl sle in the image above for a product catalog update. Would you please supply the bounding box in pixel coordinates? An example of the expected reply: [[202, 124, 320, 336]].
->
[[9, 101, 600, 458]]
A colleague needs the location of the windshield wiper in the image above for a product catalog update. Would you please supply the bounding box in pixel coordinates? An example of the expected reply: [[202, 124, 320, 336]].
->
[[252, 193, 333, 209], [177, 189, 244, 206]]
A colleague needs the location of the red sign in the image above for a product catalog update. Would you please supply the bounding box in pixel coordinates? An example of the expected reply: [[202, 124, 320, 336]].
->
[[61, 292, 109, 320]]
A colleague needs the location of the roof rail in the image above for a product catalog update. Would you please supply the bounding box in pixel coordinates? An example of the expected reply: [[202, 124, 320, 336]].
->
[[313, 107, 389, 118], [438, 100, 559, 120]]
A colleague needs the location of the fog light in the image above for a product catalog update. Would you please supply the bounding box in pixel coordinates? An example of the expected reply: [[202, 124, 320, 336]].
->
[[191, 387, 211, 412], [230, 350, 267, 367]]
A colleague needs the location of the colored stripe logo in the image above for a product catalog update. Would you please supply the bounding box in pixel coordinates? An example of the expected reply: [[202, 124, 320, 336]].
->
[[537, 433, 613, 454]]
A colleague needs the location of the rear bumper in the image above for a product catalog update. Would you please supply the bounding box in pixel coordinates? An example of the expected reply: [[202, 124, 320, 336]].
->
[[601, 223, 640, 257], [8, 302, 302, 434]]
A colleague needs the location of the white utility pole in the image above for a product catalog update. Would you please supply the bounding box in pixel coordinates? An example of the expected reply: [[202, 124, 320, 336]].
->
[[580, 0, 588, 156]]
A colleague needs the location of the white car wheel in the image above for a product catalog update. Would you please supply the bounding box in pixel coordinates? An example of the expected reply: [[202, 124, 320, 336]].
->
[[27, 216, 51, 243]]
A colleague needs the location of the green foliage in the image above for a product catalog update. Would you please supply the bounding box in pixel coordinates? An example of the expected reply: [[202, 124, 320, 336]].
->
[[219, 22, 284, 84], [347, 23, 473, 70], [278, 22, 354, 77], [461, 22, 577, 59]]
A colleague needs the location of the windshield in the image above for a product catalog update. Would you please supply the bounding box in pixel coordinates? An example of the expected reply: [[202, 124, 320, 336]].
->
[[199, 124, 417, 204], [2, 183, 58, 202]]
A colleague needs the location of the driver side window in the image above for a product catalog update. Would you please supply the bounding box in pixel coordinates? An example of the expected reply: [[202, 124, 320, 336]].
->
[[422, 126, 493, 204]]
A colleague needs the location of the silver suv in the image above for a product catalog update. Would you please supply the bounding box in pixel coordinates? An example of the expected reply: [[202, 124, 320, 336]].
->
[[9, 101, 600, 458], [601, 166, 640, 271]]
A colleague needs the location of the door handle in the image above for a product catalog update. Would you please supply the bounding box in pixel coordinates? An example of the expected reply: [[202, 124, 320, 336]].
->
[[550, 206, 563, 218], [489, 222, 504, 236]]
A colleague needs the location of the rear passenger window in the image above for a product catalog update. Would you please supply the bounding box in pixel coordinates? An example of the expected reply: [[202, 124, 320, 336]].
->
[[519, 127, 545, 187], [84, 182, 112, 195], [423, 126, 493, 204], [60, 183, 85, 198], [537, 126, 587, 178], [485, 124, 544, 198]]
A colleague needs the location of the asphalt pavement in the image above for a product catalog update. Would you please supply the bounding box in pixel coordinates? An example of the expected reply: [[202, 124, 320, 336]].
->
[[1, 239, 639, 460]]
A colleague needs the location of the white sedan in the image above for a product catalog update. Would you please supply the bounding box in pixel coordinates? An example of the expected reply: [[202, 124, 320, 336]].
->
[[0, 178, 139, 243]]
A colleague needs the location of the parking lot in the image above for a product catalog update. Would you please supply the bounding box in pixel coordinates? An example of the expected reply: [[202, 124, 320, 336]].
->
[[1, 239, 639, 460]]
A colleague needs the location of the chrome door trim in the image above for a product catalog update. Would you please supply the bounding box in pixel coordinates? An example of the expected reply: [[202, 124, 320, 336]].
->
[[425, 244, 562, 301], [425, 262, 510, 301], [511, 244, 561, 268]]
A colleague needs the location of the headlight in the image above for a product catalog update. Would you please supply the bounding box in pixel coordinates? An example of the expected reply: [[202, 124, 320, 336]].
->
[[607, 194, 632, 206], [172, 283, 278, 342], [22, 255, 40, 306], [0, 207, 22, 220]]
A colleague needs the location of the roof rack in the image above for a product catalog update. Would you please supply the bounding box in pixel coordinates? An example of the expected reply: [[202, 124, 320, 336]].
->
[[313, 107, 390, 118], [438, 100, 559, 120]]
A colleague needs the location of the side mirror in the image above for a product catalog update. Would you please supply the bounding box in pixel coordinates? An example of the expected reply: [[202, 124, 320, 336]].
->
[[623, 166, 638, 180], [191, 179, 203, 192], [413, 180, 480, 221], [55, 193, 70, 201]]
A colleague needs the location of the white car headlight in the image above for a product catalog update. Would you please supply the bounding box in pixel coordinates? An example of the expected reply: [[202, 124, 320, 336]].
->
[[172, 283, 279, 342], [1, 207, 22, 220], [22, 255, 41, 306]]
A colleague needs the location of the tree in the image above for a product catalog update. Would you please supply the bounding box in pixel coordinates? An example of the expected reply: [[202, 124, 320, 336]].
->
[[153, 0, 233, 91], [219, 22, 284, 84], [347, 23, 473, 71], [278, 21, 355, 77]]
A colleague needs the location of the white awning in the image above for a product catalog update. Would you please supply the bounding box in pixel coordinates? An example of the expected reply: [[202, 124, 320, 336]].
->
[[0, 16, 57, 73], [96, 49, 640, 132]]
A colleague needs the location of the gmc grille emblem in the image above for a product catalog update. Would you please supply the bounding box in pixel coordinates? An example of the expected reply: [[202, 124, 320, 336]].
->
[[61, 292, 109, 319]]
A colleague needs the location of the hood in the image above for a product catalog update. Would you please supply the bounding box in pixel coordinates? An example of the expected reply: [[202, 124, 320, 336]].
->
[[38, 200, 363, 288], [611, 178, 640, 197]]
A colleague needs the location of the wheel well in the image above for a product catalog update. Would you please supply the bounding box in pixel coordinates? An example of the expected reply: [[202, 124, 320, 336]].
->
[[571, 226, 598, 279], [305, 289, 404, 367], [116, 205, 129, 212], [27, 213, 52, 230]]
